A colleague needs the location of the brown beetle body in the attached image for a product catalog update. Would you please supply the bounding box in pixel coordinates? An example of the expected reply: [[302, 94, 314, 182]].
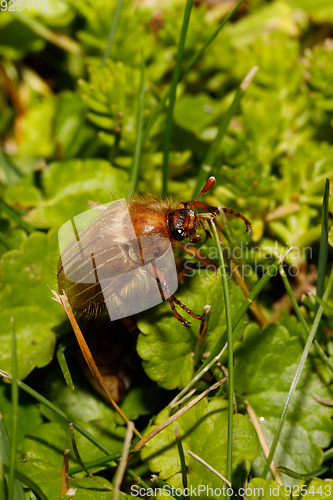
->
[[57, 177, 251, 326]]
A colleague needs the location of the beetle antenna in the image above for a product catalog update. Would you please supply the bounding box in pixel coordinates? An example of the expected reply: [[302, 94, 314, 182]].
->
[[194, 176, 216, 203]]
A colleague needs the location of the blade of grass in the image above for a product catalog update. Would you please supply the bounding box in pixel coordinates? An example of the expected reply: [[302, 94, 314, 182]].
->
[[310, 293, 333, 316], [151, 475, 184, 500], [323, 447, 333, 460], [261, 265, 333, 479], [315, 178, 330, 312], [174, 425, 187, 490], [279, 267, 333, 374], [56, 342, 75, 390], [68, 451, 122, 475], [2, 463, 48, 500], [0, 471, 3, 500], [276, 465, 330, 480], [0, 449, 4, 500], [302, 295, 333, 330], [169, 249, 292, 408], [214, 212, 267, 326], [69, 424, 112, 492], [0, 200, 35, 234], [162, 0, 194, 194], [8, 318, 19, 500], [129, 55, 146, 194], [193, 66, 259, 198], [102, 0, 124, 65], [142, 0, 244, 144], [210, 219, 234, 482], [0, 416, 25, 500]]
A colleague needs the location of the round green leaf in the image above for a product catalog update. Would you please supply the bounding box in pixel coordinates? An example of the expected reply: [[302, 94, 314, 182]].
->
[[137, 270, 248, 390], [234, 322, 333, 483], [0, 231, 64, 379]]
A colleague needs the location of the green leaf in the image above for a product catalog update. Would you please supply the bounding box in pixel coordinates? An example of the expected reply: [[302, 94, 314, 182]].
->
[[53, 91, 93, 160], [234, 322, 333, 483], [0, 20, 45, 60], [141, 397, 259, 494], [245, 478, 289, 499], [44, 370, 118, 425], [137, 270, 248, 390], [16, 96, 56, 158], [0, 218, 27, 257], [0, 231, 64, 379], [3, 175, 42, 209], [24, 159, 129, 228], [174, 93, 227, 137], [118, 381, 162, 422]]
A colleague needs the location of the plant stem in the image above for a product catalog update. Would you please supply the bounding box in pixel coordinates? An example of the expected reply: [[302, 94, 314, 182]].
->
[[193, 66, 258, 197], [142, 0, 244, 144], [102, 0, 124, 65], [129, 55, 145, 194], [162, 0, 194, 193], [210, 220, 234, 481], [8, 318, 18, 500], [315, 178, 330, 312], [279, 266, 333, 374]]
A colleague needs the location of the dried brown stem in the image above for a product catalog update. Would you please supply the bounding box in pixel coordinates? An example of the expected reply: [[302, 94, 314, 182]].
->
[[132, 378, 226, 453], [244, 400, 282, 485], [114, 421, 135, 500], [60, 449, 70, 497], [52, 290, 142, 439]]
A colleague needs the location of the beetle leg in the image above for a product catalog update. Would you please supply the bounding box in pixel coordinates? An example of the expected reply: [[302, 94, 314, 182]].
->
[[219, 208, 252, 235], [147, 263, 205, 327], [195, 220, 211, 243], [168, 297, 191, 327], [189, 234, 202, 244], [171, 295, 204, 321]]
